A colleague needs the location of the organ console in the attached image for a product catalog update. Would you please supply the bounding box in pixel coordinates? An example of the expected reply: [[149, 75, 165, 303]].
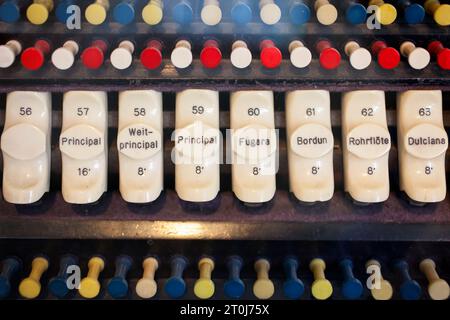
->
[[0, 0, 449, 307]]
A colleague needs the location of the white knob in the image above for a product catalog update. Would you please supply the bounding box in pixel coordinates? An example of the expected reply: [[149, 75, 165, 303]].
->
[[110, 40, 135, 70], [0, 40, 22, 68], [289, 40, 312, 68], [171, 40, 193, 69], [51, 40, 79, 70], [400, 41, 430, 70], [230, 40, 252, 69], [345, 41, 372, 70]]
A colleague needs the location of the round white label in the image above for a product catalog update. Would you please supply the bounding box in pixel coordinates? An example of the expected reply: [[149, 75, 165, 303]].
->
[[117, 124, 161, 160], [347, 123, 391, 159], [174, 122, 221, 163], [290, 123, 334, 159], [404, 123, 448, 159], [1, 123, 46, 160], [60, 124, 104, 160], [232, 124, 277, 162]]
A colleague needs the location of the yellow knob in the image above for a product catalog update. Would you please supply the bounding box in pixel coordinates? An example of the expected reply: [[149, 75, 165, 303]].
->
[[366, 260, 393, 300], [79, 256, 105, 299], [369, 0, 397, 25], [26, 0, 53, 25], [136, 257, 159, 299], [194, 258, 215, 299], [19, 256, 49, 299], [420, 259, 450, 300], [425, 0, 450, 26], [142, 0, 163, 25], [309, 258, 333, 300], [253, 259, 274, 300], [85, 0, 109, 25]]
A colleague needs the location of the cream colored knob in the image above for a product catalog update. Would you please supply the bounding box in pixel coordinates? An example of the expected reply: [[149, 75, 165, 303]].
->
[[175, 89, 220, 202], [230, 91, 277, 204], [366, 259, 393, 300], [117, 90, 163, 203], [285, 90, 334, 202], [341, 90, 391, 203], [420, 259, 450, 300], [201, 0, 222, 26], [259, 0, 281, 25], [396, 90, 447, 203], [136, 257, 159, 299], [1, 91, 52, 204], [60, 91, 108, 204], [315, 0, 337, 25]]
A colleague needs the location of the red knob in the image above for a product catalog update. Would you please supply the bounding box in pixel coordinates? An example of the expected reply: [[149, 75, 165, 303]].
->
[[21, 40, 50, 70], [140, 40, 163, 70], [260, 40, 282, 69], [316, 40, 341, 70], [81, 40, 108, 70], [372, 40, 400, 70], [428, 41, 450, 70], [200, 40, 222, 69]]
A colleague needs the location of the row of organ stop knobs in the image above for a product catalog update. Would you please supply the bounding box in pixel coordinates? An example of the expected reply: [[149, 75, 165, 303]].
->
[[0, 89, 448, 206], [0, 255, 449, 300], [0, 38, 449, 71], [1, 0, 449, 26]]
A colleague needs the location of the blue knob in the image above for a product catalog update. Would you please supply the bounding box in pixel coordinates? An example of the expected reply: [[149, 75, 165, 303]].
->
[[165, 255, 188, 299], [224, 256, 245, 299], [172, 0, 193, 25], [395, 260, 422, 300], [0, 0, 20, 23], [48, 254, 78, 298], [346, 2, 367, 25], [398, 0, 424, 25], [0, 257, 22, 299], [340, 259, 363, 300], [289, 0, 310, 25], [231, 0, 252, 25], [55, 0, 74, 23], [283, 257, 305, 299], [113, 0, 135, 25], [107, 255, 133, 299]]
